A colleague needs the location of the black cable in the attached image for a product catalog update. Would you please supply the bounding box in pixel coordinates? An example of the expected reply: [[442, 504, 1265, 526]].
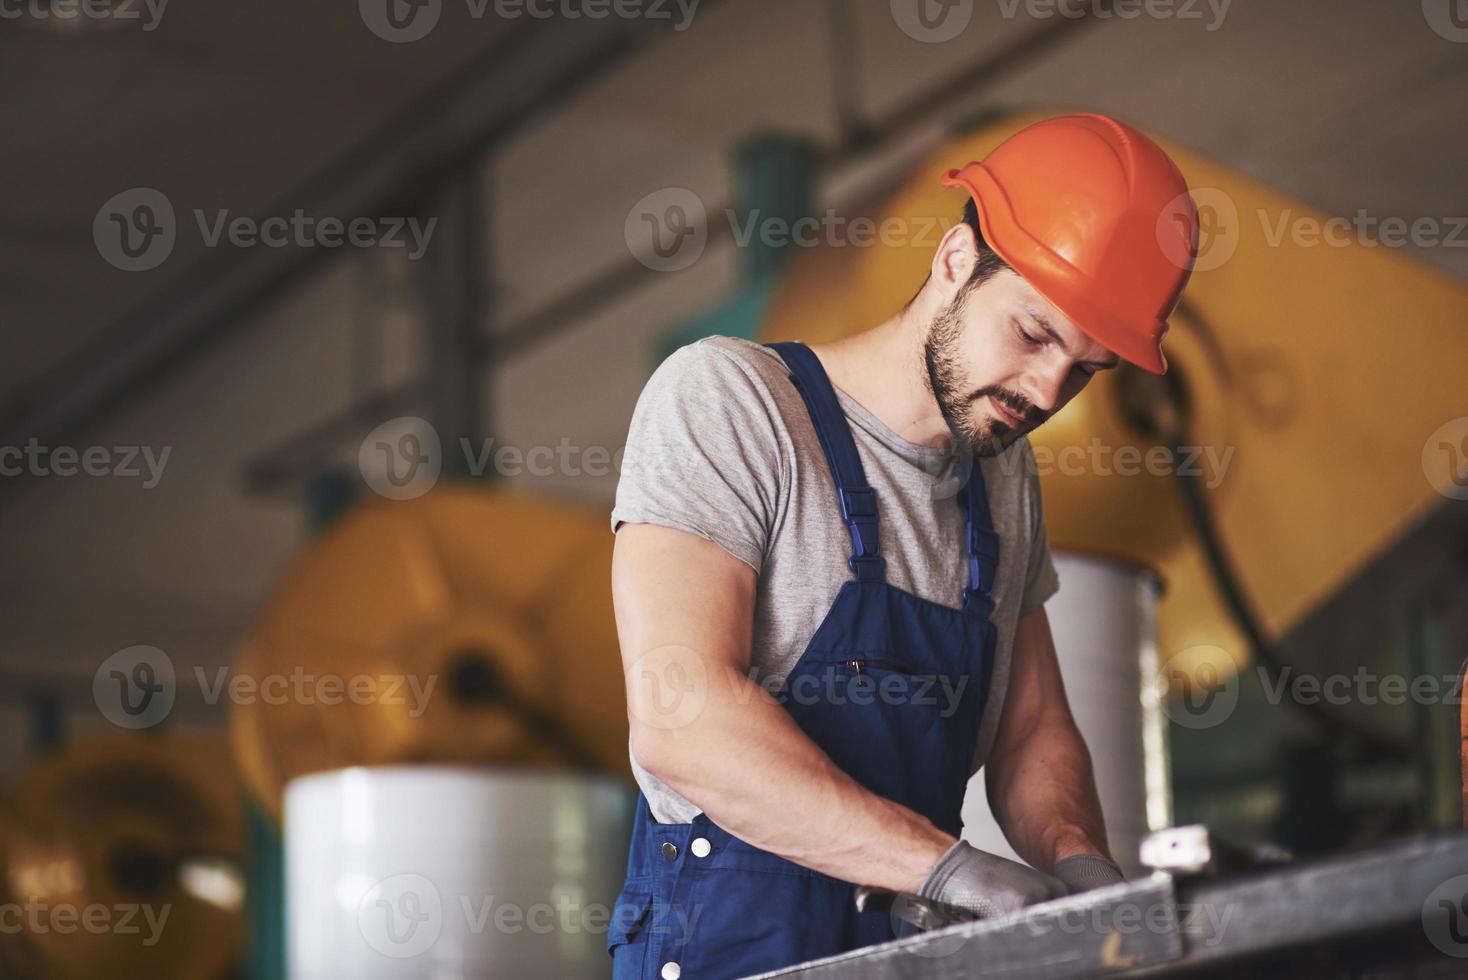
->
[[1155, 378, 1405, 761]]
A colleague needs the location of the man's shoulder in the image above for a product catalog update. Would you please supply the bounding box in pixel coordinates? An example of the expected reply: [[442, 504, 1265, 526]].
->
[[648, 335, 794, 410], [673, 334, 787, 380]]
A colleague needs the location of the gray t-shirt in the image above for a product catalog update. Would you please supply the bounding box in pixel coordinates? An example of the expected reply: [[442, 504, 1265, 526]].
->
[[610, 335, 1061, 823]]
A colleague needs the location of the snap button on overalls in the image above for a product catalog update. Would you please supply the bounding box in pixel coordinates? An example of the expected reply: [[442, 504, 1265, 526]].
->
[[608, 341, 1001, 979]]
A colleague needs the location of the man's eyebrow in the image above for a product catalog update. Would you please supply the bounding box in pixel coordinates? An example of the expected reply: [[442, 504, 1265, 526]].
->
[[1028, 310, 1121, 369]]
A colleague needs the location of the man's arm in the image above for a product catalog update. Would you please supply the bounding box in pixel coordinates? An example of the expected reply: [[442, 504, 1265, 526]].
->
[[984, 605, 1113, 870], [612, 521, 954, 892]]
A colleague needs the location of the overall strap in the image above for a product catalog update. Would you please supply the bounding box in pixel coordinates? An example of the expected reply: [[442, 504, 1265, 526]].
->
[[766, 342, 886, 583], [957, 455, 1000, 616]]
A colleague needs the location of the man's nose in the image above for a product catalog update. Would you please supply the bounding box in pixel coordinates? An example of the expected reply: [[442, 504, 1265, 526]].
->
[[1023, 365, 1068, 417]]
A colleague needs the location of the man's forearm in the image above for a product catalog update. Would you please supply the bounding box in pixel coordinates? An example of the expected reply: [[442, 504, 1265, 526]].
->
[[633, 662, 954, 893], [984, 709, 1112, 871]]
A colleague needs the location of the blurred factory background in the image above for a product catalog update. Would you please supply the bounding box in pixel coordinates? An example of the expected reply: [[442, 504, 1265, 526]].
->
[[2, 0, 1467, 977]]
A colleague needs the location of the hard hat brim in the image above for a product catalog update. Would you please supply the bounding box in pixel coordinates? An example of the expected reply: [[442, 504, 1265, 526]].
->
[[942, 165, 1170, 375]]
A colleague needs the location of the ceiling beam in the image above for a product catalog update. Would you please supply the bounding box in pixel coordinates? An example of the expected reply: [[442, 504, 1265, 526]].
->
[[0, 5, 701, 456]]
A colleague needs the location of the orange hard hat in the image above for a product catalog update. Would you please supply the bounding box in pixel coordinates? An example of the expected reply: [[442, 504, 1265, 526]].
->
[[940, 113, 1198, 375]]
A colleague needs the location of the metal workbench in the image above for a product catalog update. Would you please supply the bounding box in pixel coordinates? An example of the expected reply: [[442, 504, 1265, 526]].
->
[[747, 829, 1468, 978]]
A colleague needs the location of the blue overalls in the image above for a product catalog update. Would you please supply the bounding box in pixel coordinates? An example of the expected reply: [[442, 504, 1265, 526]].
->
[[607, 341, 1001, 979]]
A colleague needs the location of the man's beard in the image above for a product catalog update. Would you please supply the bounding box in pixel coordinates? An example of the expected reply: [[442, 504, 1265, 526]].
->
[[922, 288, 1029, 460]]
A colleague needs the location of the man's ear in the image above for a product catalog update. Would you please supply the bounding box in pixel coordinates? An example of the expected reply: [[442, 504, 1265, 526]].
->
[[931, 223, 978, 297]]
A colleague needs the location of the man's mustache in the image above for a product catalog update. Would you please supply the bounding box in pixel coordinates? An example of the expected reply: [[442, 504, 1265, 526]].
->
[[972, 388, 1043, 425]]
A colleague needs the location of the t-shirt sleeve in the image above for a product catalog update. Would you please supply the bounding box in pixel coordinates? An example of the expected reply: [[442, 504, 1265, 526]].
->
[[1018, 440, 1061, 616], [609, 341, 785, 573]]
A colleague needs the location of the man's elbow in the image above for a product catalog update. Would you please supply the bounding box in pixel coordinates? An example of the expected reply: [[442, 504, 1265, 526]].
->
[[629, 721, 695, 785]]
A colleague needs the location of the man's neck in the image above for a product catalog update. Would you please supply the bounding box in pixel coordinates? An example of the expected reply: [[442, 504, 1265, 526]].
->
[[805, 310, 954, 452]]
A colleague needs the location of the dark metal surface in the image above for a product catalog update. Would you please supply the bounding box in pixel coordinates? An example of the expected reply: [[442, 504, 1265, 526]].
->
[[750, 831, 1468, 979], [750, 877, 1180, 979]]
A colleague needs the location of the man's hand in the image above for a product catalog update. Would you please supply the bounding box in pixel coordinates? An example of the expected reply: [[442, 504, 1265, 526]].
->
[[1052, 854, 1125, 893], [917, 840, 1066, 918]]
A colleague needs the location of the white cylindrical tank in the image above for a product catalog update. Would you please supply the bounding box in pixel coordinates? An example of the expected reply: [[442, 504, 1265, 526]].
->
[[285, 766, 635, 980], [960, 551, 1168, 877]]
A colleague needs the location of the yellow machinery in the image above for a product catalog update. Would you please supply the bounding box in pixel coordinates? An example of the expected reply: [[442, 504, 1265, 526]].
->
[[226, 112, 1468, 798], [230, 486, 631, 821], [0, 734, 244, 980], [760, 108, 1468, 688]]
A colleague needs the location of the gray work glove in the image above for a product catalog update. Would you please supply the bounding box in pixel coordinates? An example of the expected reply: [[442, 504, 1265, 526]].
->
[[918, 840, 1067, 919], [1052, 854, 1125, 894]]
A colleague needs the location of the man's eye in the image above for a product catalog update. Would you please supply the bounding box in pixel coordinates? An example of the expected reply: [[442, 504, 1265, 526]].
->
[[1018, 329, 1041, 347]]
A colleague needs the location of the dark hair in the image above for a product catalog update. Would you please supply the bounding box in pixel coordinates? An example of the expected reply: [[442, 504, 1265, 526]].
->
[[960, 197, 1011, 291], [902, 198, 1012, 311]]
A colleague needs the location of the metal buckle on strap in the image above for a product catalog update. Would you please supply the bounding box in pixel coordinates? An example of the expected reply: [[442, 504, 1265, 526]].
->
[[848, 554, 887, 580], [964, 584, 995, 617]]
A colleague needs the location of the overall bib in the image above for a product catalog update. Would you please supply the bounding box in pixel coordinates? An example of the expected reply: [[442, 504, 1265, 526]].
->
[[608, 341, 1001, 980]]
